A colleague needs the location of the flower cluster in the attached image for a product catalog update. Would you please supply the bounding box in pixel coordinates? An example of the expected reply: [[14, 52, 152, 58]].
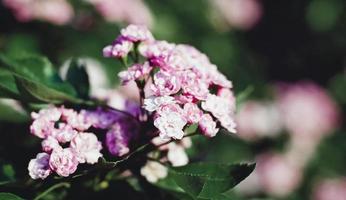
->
[[28, 106, 138, 179], [3, 0, 74, 25], [103, 24, 237, 140]]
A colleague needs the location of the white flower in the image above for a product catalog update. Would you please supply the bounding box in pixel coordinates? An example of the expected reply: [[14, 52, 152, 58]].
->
[[167, 143, 189, 167], [143, 96, 175, 112], [140, 161, 168, 183], [154, 111, 187, 140]]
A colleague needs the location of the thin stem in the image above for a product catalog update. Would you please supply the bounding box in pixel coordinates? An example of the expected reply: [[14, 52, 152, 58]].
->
[[33, 182, 70, 200]]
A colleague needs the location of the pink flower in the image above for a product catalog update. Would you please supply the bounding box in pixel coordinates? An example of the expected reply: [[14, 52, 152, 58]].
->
[[118, 62, 152, 84], [28, 153, 51, 180], [120, 24, 154, 42], [49, 148, 78, 177], [140, 161, 167, 183], [30, 118, 55, 139], [103, 38, 133, 58], [198, 114, 219, 137], [42, 136, 61, 153], [52, 123, 78, 143], [70, 132, 102, 164], [183, 103, 203, 124], [151, 71, 181, 96], [31, 106, 61, 121]]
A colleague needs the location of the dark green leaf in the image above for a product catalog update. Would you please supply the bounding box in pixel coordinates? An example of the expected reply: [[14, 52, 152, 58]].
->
[[169, 162, 255, 199], [0, 193, 24, 200], [0, 69, 19, 99], [65, 59, 90, 99]]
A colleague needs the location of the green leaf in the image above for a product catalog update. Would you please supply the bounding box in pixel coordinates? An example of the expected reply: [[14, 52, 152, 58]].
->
[[65, 59, 90, 99], [169, 162, 255, 199], [0, 193, 24, 200], [0, 69, 20, 99], [0, 54, 82, 104]]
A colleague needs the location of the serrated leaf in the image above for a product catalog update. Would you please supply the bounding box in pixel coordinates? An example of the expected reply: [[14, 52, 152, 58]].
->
[[0, 193, 23, 200], [169, 163, 255, 199]]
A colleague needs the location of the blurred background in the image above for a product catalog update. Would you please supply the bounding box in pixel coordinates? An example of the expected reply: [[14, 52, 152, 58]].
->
[[0, 0, 345, 199]]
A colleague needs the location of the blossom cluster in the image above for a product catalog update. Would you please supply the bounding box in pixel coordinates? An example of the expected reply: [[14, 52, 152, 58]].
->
[[28, 106, 138, 179], [103, 24, 237, 140]]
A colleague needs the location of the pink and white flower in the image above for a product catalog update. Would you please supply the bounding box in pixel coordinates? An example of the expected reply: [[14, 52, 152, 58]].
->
[[70, 132, 103, 164], [49, 148, 78, 177], [198, 114, 219, 137]]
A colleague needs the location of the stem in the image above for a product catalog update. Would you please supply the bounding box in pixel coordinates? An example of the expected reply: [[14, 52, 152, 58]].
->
[[135, 80, 147, 122], [33, 182, 70, 200]]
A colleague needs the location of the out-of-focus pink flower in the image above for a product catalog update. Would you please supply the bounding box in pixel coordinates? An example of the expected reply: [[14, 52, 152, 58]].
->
[[28, 153, 52, 180], [277, 82, 340, 138], [49, 148, 78, 177], [86, 0, 153, 27], [199, 114, 219, 137], [3, 0, 74, 25], [257, 153, 302, 197], [70, 132, 102, 164], [312, 178, 346, 200], [211, 0, 262, 30], [236, 101, 283, 141]]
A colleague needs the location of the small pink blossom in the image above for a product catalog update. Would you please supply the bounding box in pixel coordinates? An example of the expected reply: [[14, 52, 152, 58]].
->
[[42, 136, 61, 153], [28, 153, 51, 180], [151, 71, 181, 96], [120, 24, 154, 42], [183, 103, 203, 124], [198, 114, 219, 137], [30, 119, 55, 139], [49, 148, 78, 177], [52, 123, 78, 143], [118, 62, 152, 84], [103, 38, 133, 58], [70, 132, 102, 164]]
